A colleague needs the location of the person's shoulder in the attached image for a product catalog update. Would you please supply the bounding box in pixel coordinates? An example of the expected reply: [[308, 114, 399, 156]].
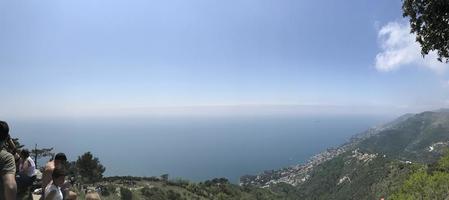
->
[[0, 149, 13, 158], [0, 149, 14, 163], [27, 157, 34, 163], [0, 149, 15, 175], [86, 192, 101, 200], [27, 157, 36, 165], [45, 160, 54, 167], [44, 161, 55, 171]]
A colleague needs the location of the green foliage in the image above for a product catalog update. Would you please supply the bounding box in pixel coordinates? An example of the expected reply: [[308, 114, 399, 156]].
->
[[66, 161, 77, 179], [298, 154, 346, 199], [289, 151, 419, 200], [120, 177, 284, 200], [167, 178, 190, 188], [166, 189, 184, 200], [391, 171, 449, 200], [269, 183, 303, 199], [140, 186, 186, 200], [435, 150, 449, 172], [403, 0, 449, 62], [141, 186, 168, 200], [120, 187, 133, 200], [100, 184, 116, 197], [75, 152, 106, 183], [103, 176, 161, 182], [391, 152, 449, 199]]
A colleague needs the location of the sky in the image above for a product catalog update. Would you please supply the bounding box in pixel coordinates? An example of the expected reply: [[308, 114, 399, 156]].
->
[[1, 0, 448, 119]]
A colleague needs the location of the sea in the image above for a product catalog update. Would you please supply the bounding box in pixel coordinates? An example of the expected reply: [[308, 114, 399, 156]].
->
[[8, 114, 391, 183]]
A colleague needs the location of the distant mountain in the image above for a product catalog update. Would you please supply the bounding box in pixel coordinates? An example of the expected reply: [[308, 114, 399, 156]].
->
[[359, 111, 449, 163], [241, 109, 449, 199]]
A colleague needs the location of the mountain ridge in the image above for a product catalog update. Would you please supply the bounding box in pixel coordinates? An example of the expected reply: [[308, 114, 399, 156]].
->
[[240, 109, 449, 199]]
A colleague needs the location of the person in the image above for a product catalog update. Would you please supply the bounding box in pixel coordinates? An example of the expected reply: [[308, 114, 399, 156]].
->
[[19, 149, 36, 177], [85, 191, 101, 200], [42, 153, 67, 194], [44, 168, 65, 200], [16, 149, 36, 189], [42, 153, 77, 200], [0, 121, 17, 200]]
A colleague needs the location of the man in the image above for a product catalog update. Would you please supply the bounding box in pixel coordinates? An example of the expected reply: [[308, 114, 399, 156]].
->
[[44, 168, 65, 200], [41, 153, 77, 200], [42, 153, 67, 191], [0, 121, 17, 200]]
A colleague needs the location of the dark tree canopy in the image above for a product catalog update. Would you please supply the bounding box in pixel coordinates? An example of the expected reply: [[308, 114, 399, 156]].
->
[[402, 0, 449, 62], [75, 151, 106, 183]]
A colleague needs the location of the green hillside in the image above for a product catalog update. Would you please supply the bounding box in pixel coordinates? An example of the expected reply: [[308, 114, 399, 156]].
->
[[93, 177, 285, 200], [359, 111, 449, 163], [242, 110, 449, 199]]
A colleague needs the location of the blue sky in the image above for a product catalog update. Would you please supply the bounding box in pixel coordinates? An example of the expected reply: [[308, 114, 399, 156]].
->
[[1, 0, 448, 118]]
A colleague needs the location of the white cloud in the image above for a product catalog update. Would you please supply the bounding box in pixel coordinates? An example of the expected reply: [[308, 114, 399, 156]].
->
[[375, 21, 447, 73]]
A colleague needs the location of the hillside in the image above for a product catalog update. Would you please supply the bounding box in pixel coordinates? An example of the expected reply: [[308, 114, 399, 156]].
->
[[241, 110, 449, 199], [359, 111, 449, 162], [90, 176, 284, 200]]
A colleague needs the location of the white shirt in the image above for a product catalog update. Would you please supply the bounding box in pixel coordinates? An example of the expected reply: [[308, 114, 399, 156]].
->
[[45, 184, 63, 200], [19, 157, 36, 177]]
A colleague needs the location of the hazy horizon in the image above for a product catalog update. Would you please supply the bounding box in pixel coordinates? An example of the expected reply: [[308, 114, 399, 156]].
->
[[10, 114, 390, 182]]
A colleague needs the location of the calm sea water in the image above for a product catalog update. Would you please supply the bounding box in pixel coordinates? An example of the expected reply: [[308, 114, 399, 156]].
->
[[8, 114, 390, 183]]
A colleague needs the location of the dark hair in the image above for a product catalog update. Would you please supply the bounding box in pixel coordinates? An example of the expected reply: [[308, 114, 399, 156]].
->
[[55, 153, 67, 162], [20, 149, 30, 158], [0, 121, 10, 141], [52, 168, 66, 180]]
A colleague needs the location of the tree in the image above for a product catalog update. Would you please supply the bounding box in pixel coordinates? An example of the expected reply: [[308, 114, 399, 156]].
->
[[7, 139, 54, 167], [75, 152, 105, 183], [31, 144, 54, 167], [403, 0, 449, 62], [160, 174, 169, 182], [66, 161, 78, 180], [391, 152, 449, 199]]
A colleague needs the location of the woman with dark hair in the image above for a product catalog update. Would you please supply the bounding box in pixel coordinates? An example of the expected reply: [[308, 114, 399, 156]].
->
[[19, 149, 36, 178], [16, 149, 36, 190]]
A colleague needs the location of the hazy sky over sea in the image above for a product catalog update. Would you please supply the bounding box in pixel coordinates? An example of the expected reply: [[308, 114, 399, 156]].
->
[[1, 0, 448, 119]]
